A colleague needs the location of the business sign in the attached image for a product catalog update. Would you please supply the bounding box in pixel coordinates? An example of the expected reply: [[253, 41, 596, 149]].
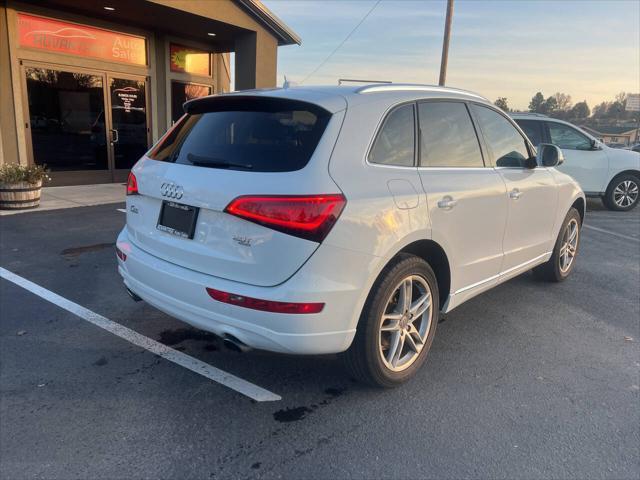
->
[[626, 94, 639, 112], [17, 13, 146, 66], [113, 86, 140, 113], [170, 43, 210, 76]]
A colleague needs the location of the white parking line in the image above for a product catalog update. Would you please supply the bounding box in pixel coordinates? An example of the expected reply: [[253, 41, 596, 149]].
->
[[116, 208, 127, 213], [583, 224, 640, 243], [0, 267, 281, 402]]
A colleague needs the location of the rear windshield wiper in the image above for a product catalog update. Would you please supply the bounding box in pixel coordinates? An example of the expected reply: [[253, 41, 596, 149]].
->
[[187, 153, 253, 170]]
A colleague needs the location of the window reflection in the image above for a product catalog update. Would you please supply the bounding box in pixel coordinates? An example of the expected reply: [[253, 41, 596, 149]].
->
[[25, 68, 107, 171], [171, 81, 211, 123]]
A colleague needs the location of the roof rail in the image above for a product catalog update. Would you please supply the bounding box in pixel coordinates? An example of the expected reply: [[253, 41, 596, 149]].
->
[[338, 78, 392, 85], [356, 83, 487, 100], [510, 112, 548, 118]]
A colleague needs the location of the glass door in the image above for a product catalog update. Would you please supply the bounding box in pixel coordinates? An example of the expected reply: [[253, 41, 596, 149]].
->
[[23, 66, 108, 174], [107, 76, 150, 179]]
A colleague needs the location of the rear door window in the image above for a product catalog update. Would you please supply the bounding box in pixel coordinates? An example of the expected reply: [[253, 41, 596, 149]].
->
[[148, 97, 331, 172], [515, 119, 544, 147], [418, 102, 484, 167]]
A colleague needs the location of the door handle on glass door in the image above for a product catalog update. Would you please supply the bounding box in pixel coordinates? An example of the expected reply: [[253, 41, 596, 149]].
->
[[110, 129, 119, 144], [437, 196, 457, 210], [509, 188, 521, 200]]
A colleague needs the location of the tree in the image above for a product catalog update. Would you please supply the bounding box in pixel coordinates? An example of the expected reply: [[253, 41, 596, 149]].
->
[[570, 101, 590, 119], [494, 97, 509, 111], [541, 96, 558, 115], [553, 92, 573, 112], [528, 92, 545, 113], [592, 101, 611, 118], [608, 101, 625, 116]]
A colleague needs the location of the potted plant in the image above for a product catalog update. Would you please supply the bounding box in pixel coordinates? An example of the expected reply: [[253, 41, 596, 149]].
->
[[0, 164, 50, 210]]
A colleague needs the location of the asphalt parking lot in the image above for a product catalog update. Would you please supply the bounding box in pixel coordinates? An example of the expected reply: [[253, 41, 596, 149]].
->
[[1, 199, 639, 480]]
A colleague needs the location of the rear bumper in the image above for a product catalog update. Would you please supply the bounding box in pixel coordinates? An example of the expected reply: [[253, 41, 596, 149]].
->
[[116, 227, 377, 354]]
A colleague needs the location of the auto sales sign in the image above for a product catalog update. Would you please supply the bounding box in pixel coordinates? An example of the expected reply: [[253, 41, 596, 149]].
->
[[17, 13, 147, 66]]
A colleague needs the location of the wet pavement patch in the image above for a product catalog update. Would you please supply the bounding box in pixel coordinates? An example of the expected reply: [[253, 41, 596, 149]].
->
[[273, 386, 348, 423], [273, 406, 312, 423], [324, 387, 345, 397], [61, 243, 115, 257], [93, 356, 108, 367]]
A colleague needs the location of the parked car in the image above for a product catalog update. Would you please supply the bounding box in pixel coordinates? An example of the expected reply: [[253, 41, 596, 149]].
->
[[117, 85, 585, 387], [512, 114, 640, 211], [625, 143, 640, 153]]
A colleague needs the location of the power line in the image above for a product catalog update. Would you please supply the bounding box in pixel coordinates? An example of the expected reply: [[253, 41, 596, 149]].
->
[[300, 0, 382, 84]]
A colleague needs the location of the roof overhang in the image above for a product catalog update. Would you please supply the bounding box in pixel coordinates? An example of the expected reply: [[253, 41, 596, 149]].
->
[[15, 0, 300, 51], [234, 0, 301, 46]]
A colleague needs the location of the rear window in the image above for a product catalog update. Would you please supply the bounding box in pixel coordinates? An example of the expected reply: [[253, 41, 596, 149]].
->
[[148, 97, 331, 172]]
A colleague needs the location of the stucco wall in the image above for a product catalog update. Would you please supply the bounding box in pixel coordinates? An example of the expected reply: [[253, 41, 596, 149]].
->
[[150, 0, 278, 89], [0, 6, 19, 164]]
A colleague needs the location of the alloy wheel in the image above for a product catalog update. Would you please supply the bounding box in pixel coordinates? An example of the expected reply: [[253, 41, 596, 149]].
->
[[378, 275, 433, 372], [613, 179, 639, 208], [559, 218, 579, 273]]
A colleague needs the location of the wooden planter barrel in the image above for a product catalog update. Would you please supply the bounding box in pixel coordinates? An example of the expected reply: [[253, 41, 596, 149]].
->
[[0, 180, 42, 210]]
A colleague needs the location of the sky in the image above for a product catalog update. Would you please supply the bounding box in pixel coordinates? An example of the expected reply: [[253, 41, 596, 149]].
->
[[262, 0, 640, 111]]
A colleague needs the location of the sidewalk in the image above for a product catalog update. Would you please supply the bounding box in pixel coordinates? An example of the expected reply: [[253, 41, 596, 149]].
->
[[0, 183, 125, 216]]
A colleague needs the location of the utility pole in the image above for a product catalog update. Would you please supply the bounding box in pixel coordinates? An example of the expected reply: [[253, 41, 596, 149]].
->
[[438, 0, 454, 86]]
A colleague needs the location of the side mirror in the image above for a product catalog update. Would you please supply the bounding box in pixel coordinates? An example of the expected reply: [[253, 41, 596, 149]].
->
[[524, 156, 538, 169], [590, 139, 602, 151], [536, 143, 564, 167]]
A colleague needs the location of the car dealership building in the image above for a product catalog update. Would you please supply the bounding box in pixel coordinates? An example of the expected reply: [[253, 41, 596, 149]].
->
[[0, 0, 299, 185]]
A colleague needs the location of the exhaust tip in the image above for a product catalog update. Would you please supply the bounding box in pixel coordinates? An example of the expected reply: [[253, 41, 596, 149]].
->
[[223, 335, 251, 353], [126, 287, 142, 302]]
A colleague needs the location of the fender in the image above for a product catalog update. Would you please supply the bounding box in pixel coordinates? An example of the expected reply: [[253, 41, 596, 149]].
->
[[548, 168, 586, 242], [343, 227, 456, 333]]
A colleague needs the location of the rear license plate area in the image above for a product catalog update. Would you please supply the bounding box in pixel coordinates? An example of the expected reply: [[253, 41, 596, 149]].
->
[[156, 201, 199, 239]]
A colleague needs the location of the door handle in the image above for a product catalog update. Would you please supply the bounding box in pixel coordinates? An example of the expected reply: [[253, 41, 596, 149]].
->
[[110, 129, 119, 144], [509, 188, 521, 200], [437, 196, 457, 210]]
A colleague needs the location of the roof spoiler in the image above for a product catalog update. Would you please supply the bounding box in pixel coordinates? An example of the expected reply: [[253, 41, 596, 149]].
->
[[183, 94, 331, 115]]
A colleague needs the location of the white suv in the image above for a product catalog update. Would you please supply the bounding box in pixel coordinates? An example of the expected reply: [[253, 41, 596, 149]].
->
[[117, 85, 585, 386], [512, 114, 640, 211]]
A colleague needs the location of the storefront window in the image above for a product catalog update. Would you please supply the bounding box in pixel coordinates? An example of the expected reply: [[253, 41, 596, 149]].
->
[[171, 81, 212, 123], [169, 44, 211, 76]]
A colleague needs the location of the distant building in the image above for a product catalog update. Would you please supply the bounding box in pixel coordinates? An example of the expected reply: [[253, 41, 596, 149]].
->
[[579, 125, 639, 146], [0, 0, 300, 185]]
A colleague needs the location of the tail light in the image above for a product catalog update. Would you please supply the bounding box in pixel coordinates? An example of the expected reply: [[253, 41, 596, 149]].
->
[[126, 172, 139, 196], [224, 194, 346, 243], [206, 288, 324, 314], [115, 246, 127, 261]]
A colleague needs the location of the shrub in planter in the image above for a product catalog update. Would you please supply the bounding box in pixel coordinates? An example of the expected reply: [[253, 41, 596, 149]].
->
[[0, 164, 50, 210]]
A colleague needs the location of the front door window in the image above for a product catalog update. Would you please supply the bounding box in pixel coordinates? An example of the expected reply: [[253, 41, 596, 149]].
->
[[25, 67, 108, 171], [547, 122, 592, 150]]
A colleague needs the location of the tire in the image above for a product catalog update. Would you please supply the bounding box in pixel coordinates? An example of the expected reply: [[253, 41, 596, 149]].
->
[[343, 254, 439, 387], [603, 173, 640, 211], [532, 207, 581, 282]]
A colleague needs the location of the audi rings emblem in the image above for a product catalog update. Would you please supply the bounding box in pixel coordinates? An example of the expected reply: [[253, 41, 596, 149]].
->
[[160, 182, 184, 199]]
